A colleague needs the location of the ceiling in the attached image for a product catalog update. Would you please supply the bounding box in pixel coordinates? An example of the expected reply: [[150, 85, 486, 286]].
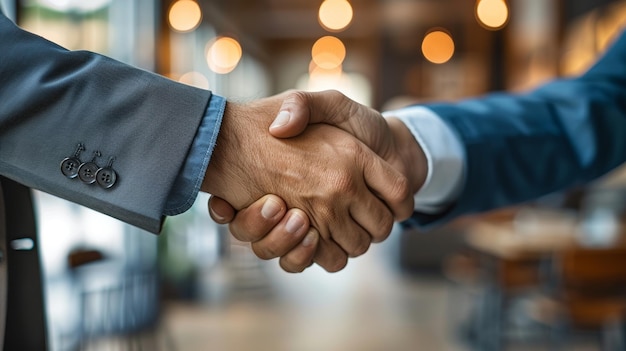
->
[[199, 0, 473, 43], [191, 0, 490, 106], [178, 0, 625, 108]]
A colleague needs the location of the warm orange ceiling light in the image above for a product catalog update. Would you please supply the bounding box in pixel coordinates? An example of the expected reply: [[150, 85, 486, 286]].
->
[[168, 0, 202, 32], [476, 0, 509, 30], [309, 59, 343, 78], [421, 30, 455, 64], [206, 37, 242, 74], [318, 0, 353, 32], [311, 36, 346, 69]]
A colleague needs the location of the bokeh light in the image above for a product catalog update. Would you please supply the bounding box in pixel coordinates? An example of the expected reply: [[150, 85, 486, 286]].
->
[[179, 71, 209, 89], [421, 30, 455, 64], [168, 0, 202, 33], [309, 60, 343, 78], [311, 36, 346, 70], [206, 37, 243, 74], [476, 0, 509, 30], [318, 0, 353, 32]]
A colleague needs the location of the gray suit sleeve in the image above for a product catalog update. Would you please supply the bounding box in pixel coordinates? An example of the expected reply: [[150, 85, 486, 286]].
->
[[0, 13, 215, 233]]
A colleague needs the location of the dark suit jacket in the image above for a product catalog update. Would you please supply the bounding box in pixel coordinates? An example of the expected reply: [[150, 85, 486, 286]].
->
[[0, 12, 214, 349], [408, 30, 626, 226], [0, 178, 48, 350]]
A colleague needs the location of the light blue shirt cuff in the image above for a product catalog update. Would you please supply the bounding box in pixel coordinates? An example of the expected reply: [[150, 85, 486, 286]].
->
[[382, 106, 466, 213], [163, 94, 226, 216]]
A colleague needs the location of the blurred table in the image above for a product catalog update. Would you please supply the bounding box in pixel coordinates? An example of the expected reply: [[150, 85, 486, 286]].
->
[[462, 217, 578, 351], [466, 221, 578, 260], [463, 216, 626, 351]]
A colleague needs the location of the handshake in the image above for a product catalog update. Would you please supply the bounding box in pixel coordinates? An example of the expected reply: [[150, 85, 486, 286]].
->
[[201, 90, 427, 273]]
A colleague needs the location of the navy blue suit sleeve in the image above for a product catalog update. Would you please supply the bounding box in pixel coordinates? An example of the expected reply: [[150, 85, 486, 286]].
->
[[406, 30, 626, 227]]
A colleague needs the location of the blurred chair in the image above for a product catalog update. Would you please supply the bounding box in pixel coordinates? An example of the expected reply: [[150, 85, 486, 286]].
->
[[444, 207, 549, 351], [66, 249, 163, 350], [444, 248, 545, 351], [603, 309, 626, 351], [531, 246, 626, 350]]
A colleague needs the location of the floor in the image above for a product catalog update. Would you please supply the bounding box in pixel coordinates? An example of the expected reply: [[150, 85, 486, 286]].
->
[[59, 225, 604, 351], [161, 236, 470, 351], [158, 231, 605, 351], [35, 193, 607, 351]]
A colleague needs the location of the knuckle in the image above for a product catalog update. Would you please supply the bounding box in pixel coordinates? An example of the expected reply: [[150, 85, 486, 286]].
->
[[384, 173, 413, 220], [371, 213, 394, 243], [385, 173, 411, 207], [289, 90, 310, 106], [344, 137, 362, 153], [280, 258, 307, 274], [228, 224, 252, 243], [392, 174, 411, 202], [344, 97, 363, 118], [327, 89, 346, 101], [314, 205, 337, 225], [251, 243, 278, 260], [348, 237, 371, 258], [326, 90, 353, 123], [325, 255, 348, 273], [328, 169, 357, 198]]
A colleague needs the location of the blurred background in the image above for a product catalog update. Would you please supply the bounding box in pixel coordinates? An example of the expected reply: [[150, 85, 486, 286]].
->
[[4, 0, 626, 350]]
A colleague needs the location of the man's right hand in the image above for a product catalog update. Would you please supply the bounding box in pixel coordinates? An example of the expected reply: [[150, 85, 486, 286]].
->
[[209, 90, 428, 273], [202, 92, 415, 272]]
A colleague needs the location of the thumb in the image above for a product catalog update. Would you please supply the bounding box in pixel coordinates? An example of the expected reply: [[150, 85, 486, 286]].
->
[[269, 91, 313, 138], [269, 90, 350, 138]]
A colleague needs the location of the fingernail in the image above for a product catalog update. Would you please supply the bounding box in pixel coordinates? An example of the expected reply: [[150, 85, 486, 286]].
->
[[270, 110, 291, 129], [261, 198, 282, 219], [209, 206, 225, 222], [302, 230, 317, 247], [285, 213, 305, 234]]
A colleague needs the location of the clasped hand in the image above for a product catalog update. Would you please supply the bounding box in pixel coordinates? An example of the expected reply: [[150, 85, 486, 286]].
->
[[204, 90, 426, 272]]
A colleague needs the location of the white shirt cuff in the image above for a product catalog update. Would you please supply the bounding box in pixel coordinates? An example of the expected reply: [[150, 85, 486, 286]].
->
[[382, 106, 466, 213]]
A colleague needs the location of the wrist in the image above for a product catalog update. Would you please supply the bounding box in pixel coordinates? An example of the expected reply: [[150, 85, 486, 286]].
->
[[201, 98, 284, 209], [387, 117, 427, 194], [202, 101, 251, 205]]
